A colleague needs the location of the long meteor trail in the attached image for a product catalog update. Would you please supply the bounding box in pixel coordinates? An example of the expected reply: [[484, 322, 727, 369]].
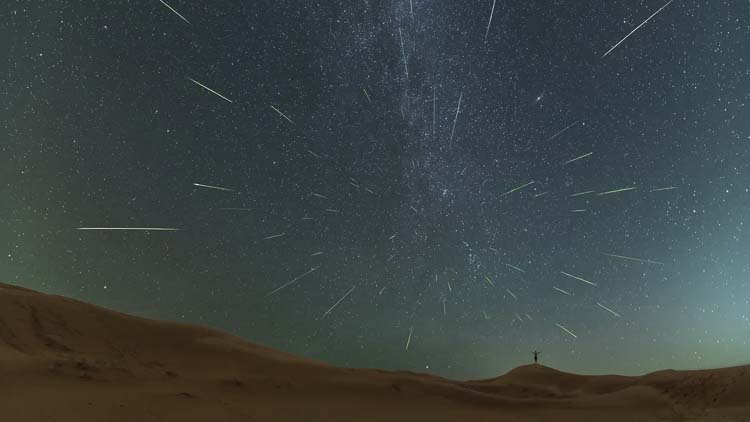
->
[[553, 286, 572, 296], [405, 326, 413, 351], [563, 152, 593, 165], [602, 252, 664, 265], [602, 0, 675, 58], [263, 233, 285, 240], [596, 302, 622, 317], [500, 181, 535, 197], [450, 91, 463, 143], [432, 86, 436, 136], [560, 271, 598, 286], [506, 289, 517, 300], [266, 266, 321, 297], [186, 77, 233, 103], [76, 227, 180, 231], [193, 183, 234, 192], [270, 105, 295, 125], [320, 285, 356, 318], [399, 27, 408, 78], [484, 0, 497, 42], [597, 186, 637, 196], [651, 186, 677, 192], [158, 0, 190, 24], [544, 120, 579, 142], [569, 190, 596, 197], [505, 263, 525, 273], [556, 323, 578, 339]]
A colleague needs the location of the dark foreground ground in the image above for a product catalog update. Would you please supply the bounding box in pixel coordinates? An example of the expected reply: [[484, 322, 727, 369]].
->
[[0, 283, 748, 421]]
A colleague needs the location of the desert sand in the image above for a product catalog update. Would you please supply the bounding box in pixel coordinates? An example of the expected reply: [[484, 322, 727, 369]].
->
[[0, 283, 747, 421]]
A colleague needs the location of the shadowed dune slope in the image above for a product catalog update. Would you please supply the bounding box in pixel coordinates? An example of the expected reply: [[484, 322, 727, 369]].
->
[[0, 283, 747, 421]]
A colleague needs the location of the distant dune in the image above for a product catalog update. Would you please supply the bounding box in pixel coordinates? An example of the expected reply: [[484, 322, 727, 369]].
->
[[0, 283, 747, 421]]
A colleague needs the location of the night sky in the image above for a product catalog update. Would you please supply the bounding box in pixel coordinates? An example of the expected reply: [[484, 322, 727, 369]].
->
[[2, 0, 749, 379]]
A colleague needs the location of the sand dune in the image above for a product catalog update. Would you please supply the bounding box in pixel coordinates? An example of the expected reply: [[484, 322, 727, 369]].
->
[[0, 283, 747, 421]]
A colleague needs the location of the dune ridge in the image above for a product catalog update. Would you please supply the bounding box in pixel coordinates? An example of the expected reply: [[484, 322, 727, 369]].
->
[[0, 283, 747, 421]]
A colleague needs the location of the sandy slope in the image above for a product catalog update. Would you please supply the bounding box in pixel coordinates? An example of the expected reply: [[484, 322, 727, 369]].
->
[[0, 283, 747, 421]]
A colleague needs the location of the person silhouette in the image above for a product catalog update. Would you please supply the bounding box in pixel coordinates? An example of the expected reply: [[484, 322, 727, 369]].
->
[[532, 351, 541, 364]]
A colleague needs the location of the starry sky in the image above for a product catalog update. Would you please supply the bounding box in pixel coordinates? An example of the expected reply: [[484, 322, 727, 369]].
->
[[2, 0, 749, 379]]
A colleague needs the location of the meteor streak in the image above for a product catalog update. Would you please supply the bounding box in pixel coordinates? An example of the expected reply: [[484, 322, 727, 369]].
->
[[158, 0, 190, 24], [432, 86, 436, 136], [76, 227, 180, 231], [186, 77, 233, 103], [263, 233, 285, 240], [505, 263, 525, 273], [450, 91, 463, 143], [500, 181, 535, 197], [270, 105, 295, 125], [650, 186, 677, 192], [544, 121, 579, 142], [602, 252, 664, 265], [193, 183, 234, 192], [266, 266, 321, 296], [484, 0, 497, 42], [569, 191, 595, 197], [399, 27, 408, 78], [560, 271, 598, 286], [320, 285, 356, 318], [555, 323, 578, 339], [597, 186, 637, 196], [602, 0, 675, 58], [563, 152, 593, 165], [596, 302, 621, 317], [553, 286, 572, 296]]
